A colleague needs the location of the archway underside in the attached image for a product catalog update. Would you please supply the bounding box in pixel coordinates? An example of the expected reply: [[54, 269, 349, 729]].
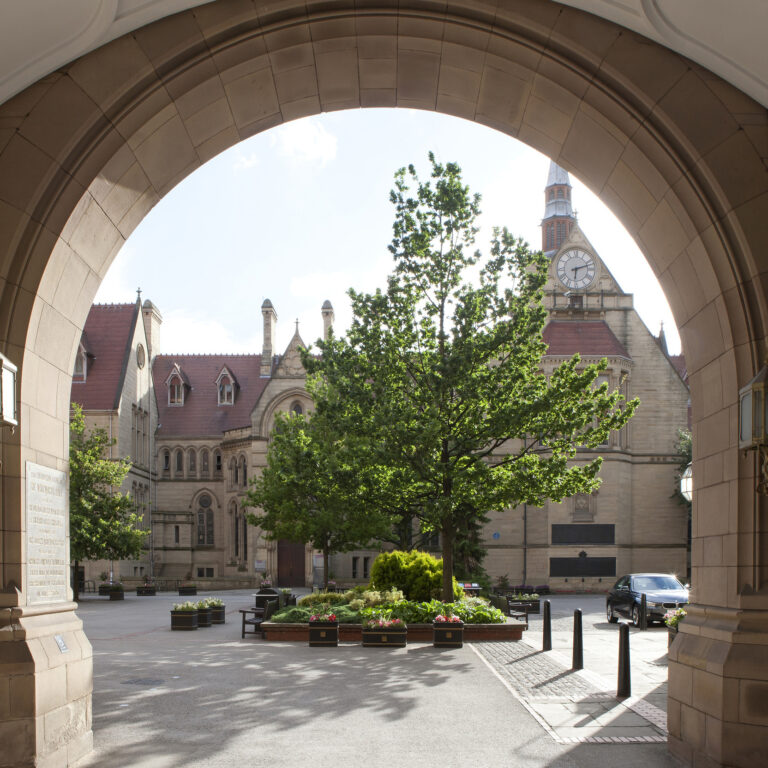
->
[[0, 2, 767, 766]]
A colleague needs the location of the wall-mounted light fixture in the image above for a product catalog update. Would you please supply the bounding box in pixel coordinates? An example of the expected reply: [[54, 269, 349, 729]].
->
[[680, 463, 693, 502], [739, 362, 768, 493], [0, 352, 17, 428]]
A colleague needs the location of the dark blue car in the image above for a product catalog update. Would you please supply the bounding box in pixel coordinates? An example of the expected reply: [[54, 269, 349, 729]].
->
[[606, 573, 689, 626]]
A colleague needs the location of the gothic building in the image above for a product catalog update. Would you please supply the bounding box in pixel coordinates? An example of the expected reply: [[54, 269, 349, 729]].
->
[[71, 162, 689, 591]]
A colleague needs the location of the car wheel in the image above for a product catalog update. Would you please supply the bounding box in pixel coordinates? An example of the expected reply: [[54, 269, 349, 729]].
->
[[606, 603, 618, 623], [632, 605, 640, 627]]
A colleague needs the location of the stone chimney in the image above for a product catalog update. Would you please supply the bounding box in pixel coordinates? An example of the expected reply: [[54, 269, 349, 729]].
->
[[261, 298, 277, 376], [142, 300, 162, 363], [321, 299, 334, 340]]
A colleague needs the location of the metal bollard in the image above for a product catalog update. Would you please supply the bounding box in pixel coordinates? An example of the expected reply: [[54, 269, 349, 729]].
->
[[639, 593, 648, 631], [572, 609, 583, 670], [617, 623, 631, 697], [543, 599, 552, 651]]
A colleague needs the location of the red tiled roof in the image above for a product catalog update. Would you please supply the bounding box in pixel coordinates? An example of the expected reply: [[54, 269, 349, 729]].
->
[[543, 320, 631, 359], [153, 354, 269, 437], [70, 303, 138, 410]]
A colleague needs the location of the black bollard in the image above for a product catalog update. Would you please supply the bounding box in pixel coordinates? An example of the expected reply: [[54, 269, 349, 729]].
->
[[543, 599, 552, 651], [572, 609, 583, 670], [617, 623, 631, 697], [639, 593, 648, 631]]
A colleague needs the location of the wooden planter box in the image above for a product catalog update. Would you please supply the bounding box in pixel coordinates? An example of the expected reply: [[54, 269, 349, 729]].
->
[[171, 611, 198, 630], [263, 620, 526, 643], [197, 606, 212, 627], [136, 586, 156, 596], [108, 591, 125, 601], [309, 621, 339, 647], [362, 628, 407, 648], [178, 586, 197, 596], [210, 606, 226, 624], [433, 621, 464, 648]]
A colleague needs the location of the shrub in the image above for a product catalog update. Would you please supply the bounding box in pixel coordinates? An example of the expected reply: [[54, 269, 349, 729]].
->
[[297, 591, 348, 607], [272, 606, 313, 623], [363, 597, 505, 625], [369, 550, 462, 601], [172, 601, 197, 612]]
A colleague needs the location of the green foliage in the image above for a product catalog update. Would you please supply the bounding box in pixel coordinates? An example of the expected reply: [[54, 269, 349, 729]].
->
[[108, 583, 124, 592], [302, 155, 638, 600], [297, 591, 348, 607], [272, 606, 313, 623], [69, 404, 148, 599], [362, 598, 505, 625], [369, 550, 462, 601], [243, 411, 394, 589], [665, 607, 686, 629], [674, 428, 692, 510]]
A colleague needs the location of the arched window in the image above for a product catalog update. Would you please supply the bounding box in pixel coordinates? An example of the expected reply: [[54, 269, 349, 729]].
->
[[229, 457, 238, 487], [169, 375, 183, 405], [291, 401, 303, 416], [218, 374, 234, 405], [557, 187, 564, 198], [200, 449, 210, 478], [162, 449, 170, 473], [73, 346, 86, 381], [175, 449, 183, 475], [214, 449, 222, 477], [231, 500, 239, 557], [240, 456, 247, 487], [197, 494, 214, 546]]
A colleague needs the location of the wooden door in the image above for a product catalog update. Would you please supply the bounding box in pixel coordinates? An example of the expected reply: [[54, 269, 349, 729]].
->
[[277, 540, 306, 587]]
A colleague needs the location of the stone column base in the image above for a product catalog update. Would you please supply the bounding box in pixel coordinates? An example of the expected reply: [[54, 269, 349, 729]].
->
[[0, 601, 92, 768], [668, 603, 768, 767]]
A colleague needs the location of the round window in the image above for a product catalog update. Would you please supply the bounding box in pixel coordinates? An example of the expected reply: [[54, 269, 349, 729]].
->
[[199, 494, 211, 508], [136, 344, 146, 368]]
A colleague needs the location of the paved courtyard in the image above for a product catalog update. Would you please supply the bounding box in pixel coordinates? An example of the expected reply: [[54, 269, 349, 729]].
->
[[74, 591, 680, 767]]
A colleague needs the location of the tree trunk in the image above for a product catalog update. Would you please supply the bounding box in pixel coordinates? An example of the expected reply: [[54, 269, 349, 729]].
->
[[441, 527, 454, 602], [323, 546, 329, 591]]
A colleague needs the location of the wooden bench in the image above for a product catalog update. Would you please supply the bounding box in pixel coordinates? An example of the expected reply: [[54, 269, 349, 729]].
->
[[240, 599, 278, 638]]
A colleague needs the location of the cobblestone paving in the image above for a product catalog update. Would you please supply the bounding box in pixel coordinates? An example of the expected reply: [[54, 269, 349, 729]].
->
[[473, 641, 667, 745]]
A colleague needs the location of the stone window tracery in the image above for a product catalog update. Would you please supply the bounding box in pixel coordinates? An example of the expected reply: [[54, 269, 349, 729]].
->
[[197, 493, 214, 546]]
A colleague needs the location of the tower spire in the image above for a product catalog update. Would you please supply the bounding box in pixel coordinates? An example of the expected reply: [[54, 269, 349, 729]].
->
[[541, 160, 575, 254]]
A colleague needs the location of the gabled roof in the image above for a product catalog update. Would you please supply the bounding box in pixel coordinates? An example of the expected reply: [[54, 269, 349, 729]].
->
[[543, 320, 631, 360], [70, 302, 139, 410], [153, 354, 269, 437]]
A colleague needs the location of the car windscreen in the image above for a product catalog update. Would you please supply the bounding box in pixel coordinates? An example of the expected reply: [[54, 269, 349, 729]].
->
[[632, 576, 684, 591]]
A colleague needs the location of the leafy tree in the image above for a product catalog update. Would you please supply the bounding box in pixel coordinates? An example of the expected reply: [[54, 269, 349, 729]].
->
[[69, 403, 148, 600], [243, 412, 395, 589], [303, 154, 638, 600], [673, 428, 692, 510]]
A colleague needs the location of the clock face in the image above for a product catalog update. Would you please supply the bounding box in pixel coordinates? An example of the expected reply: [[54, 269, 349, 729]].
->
[[556, 249, 596, 290]]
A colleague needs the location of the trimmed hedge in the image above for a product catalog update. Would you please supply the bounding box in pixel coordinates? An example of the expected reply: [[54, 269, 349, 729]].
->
[[369, 550, 463, 601]]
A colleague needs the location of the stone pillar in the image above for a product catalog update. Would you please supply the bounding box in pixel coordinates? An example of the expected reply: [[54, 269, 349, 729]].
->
[[261, 299, 277, 377], [1, 406, 93, 767], [321, 300, 334, 340], [668, 359, 768, 767]]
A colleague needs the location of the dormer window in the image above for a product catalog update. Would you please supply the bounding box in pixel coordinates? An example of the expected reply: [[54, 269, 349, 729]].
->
[[166, 364, 187, 406], [216, 367, 237, 406]]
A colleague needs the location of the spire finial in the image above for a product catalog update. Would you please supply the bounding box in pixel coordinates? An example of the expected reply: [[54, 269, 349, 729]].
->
[[137, 286, 142, 302], [295, 318, 299, 333]]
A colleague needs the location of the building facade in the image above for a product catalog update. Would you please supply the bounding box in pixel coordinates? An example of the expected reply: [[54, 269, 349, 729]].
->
[[71, 164, 689, 591]]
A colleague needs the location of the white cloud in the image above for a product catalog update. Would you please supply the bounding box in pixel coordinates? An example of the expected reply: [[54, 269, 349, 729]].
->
[[161, 309, 260, 355], [232, 151, 260, 171], [94, 243, 139, 303], [271, 117, 337, 167]]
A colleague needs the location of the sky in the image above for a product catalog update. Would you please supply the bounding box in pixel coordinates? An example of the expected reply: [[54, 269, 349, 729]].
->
[[95, 109, 681, 356]]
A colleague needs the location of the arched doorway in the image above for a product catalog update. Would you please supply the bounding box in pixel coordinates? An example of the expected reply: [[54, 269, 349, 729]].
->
[[0, 3, 765, 765]]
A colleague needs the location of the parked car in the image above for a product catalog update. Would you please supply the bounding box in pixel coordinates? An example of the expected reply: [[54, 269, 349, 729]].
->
[[606, 573, 688, 626]]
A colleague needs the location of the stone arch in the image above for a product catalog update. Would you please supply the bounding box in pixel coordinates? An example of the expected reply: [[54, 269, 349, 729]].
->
[[1, 3, 766, 766], [260, 387, 313, 436]]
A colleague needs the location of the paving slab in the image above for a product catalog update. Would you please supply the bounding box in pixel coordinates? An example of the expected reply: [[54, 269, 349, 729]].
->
[[72, 589, 680, 768]]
